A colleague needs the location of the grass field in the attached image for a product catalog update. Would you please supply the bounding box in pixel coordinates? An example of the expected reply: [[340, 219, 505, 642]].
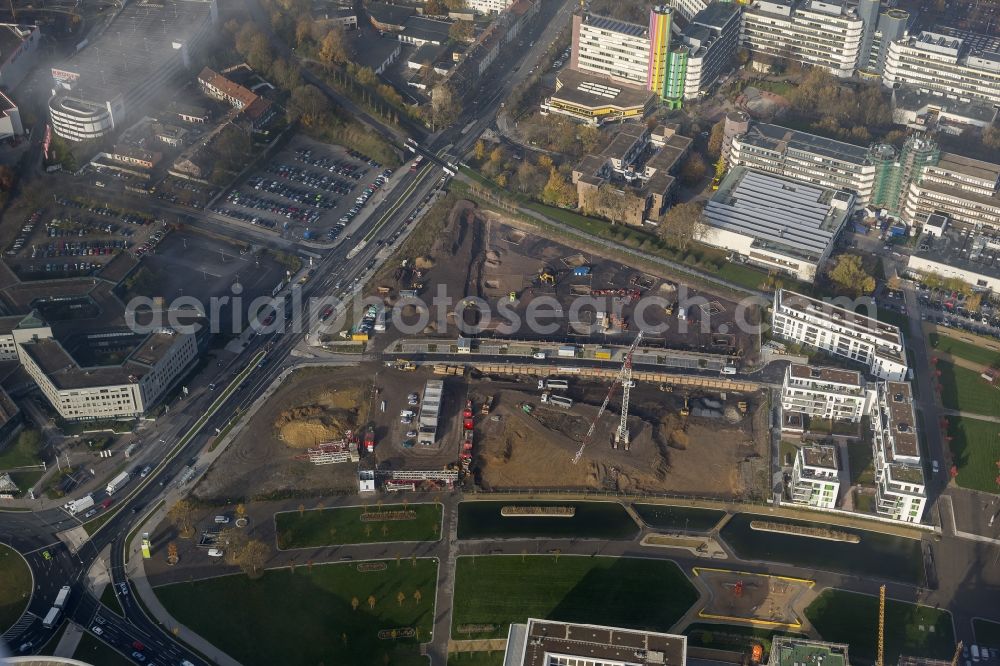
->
[[806, 590, 954, 662], [631, 504, 726, 532], [156, 559, 438, 666], [100, 584, 123, 616], [73, 632, 134, 666], [929, 332, 1000, 369], [448, 651, 505, 666], [0, 543, 31, 633], [451, 556, 696, 639], [946, 417, 1000, 493], [275, 503, 443, 549], [937, 362, 1000, 418], [684, 623, 805, 651], [717, 262, 772, 291], [0, 430, 42, 471], [974, 619, 1000, 647]]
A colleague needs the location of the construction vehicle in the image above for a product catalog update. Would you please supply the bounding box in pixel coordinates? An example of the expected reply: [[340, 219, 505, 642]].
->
[[680, 397, 690, 418], [481, 396, 494, 415], [737, 401, 748, 415], [363, 425, 376, 453], [395, 360, 416, 371], [664, 302, 674, 316], [538, 270, 556, 285], [520, 403, 534, 415]]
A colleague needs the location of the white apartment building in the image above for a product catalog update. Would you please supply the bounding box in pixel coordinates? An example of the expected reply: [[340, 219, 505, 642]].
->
[[741, 0, 864, 77], [16, 328, 198, 421], [870, 380, 926, 523], [883, 30, 1000, 107], [771, 290, 908, 381], [466, 0, 513, 13], [903, 151, 1000, 233], [790, 444, 841, 509], [666, 0, 708, 22], [781, 364, 870, 423], [572, 14, 652, 87]]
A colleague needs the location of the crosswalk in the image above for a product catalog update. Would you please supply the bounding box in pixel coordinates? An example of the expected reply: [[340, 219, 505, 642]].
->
[[2, 611, 37, 642]]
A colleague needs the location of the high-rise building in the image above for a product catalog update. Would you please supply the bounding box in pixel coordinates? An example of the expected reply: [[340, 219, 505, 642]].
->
[[740, 0, 864, 77], [883, 29, 1000, 107], [568, 5, 739, 108]]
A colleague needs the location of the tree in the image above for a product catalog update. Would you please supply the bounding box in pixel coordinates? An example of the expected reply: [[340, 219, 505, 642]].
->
[[578, 125, 602, 155], [707, 120, 725, 158], [167, 542, 179, 565], [351, 596, 359, 611], [238, 539, 269, 579], [828, 254, 876, 295], [449, 20, 474, 43], [425, 0, 446, 14], [413, 589, 422, 604], [235, 503, 246, 521], [168, 500, 196, 539], [288, 85, 331, 126], [295, 18, 313, 47], [658, 202, 706, 251], [679, 154, 707, 188], [397, 591, 406, 606], [430, 83, 461, 130], [298, 503, 305, 517], [984, 124, 1000, 150], [488, 147, 504, 164], [474, 140, 486, 161], [541, 169, 577, 208], [368, 595, 377, 610], [319, 26, 349, 65]]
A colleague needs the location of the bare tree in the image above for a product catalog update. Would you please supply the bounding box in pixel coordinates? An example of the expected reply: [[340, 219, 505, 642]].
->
[[430, 83, 462, 130], [168, 500, 196, 539], [238, 539, 270, 579], [658, 202, 706, 251]]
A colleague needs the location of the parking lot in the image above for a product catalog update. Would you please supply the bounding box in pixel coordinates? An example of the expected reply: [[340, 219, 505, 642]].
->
[[2, 198, 162, 281], [211, 136, 395, 243], [154, 176, 219, 210]]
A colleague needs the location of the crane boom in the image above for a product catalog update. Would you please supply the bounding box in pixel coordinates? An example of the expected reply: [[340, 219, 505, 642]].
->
[[572, 332, 643, 464]]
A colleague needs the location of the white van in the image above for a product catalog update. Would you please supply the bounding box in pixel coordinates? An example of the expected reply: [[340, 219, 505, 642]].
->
[[971, 646, 980, 662], [721, 366, 737, 375], [208, 548, 225, 558], [214, 515, 230, 524]]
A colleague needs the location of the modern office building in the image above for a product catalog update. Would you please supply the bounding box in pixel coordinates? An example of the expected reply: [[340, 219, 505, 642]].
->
[[870, 380, 927, 523], [724, 117, 886, 206], [48, 0, 217, 141], [665, 0, 709, 22], [698, 167, 855, 281], [790, 443, 841, 509], [769, 638, 850, 666], [740, 0, 865, 77], [771, 289, 908, 381], [724, 118, 1000, 232], [907, 224, 1000, 292], [0, 24, 41, 91], [15, 324, 198, 421], [569, 5, 738, 107], [883, 29, 1000, 107], [572, 123, 692, 226], [781, 364, 870, 423], [504, 619, 687, 666], [541, 69, 657, 126], [856, 1, 913, 76]]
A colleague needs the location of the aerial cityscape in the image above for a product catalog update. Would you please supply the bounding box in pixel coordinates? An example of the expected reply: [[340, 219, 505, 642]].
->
[[0, 0, 998, 663]]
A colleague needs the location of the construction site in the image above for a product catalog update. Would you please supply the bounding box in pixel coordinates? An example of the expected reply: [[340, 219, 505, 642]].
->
[[369, 205, 754, 359], [694, 568, 813, 628]]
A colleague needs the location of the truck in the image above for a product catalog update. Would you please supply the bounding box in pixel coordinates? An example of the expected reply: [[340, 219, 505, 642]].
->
[[42, 606, 61, 628], [64, 494, 95, 515], [540, 393, 573, 409], [54, 585, 71, 609], [537, 379, 569, 390], [106, 471, 131, 495], [557, 345, 577, 358]]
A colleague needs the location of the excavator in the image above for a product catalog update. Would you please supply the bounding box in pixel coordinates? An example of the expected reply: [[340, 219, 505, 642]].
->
[[538, 269, 556, 286], [680, 397, 690, 418]]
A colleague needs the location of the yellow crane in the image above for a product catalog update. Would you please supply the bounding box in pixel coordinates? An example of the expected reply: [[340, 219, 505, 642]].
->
[[876, 585, 886, 666], [951, 642, 964, 666]]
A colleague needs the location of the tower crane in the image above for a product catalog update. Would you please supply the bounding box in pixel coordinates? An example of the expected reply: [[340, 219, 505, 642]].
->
[[572, 331, 643, 464], [876, 584, 886, 666]]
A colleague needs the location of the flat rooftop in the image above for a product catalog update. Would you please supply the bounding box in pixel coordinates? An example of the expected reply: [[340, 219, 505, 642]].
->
[[912, 228, 1000, 282], [550, 69, 655, 112], [883, 380, 920, 459], [401, 15, 453, 43], [581, 13, 648, 38], [777, 289, 903, 347], [770, 638, 849, 666], [704, 167, 852, 261], [802, 444, 838, 470], [737, 122, 873, 167], [51, 0, 214, 100], [789, 363, 864, 388], [506, 619, 686, 666], [893, 85, 998, 124], [935, 151, 1000, 183]]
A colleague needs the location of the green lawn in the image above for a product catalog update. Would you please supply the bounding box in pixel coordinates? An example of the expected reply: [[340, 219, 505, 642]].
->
[[929, 332, 1000, 369], [684, 623, 805, 652], [848, 439, 875, 485], [275, 503, 442, 549], [937, 362, 1000, 418], [100, 583, 124, 616], [717, 263, 772, 291], [156, 559, 438, 666], [0, 543, 31, 633], [452, 556, 697, 639], [806, 590, 954, 662], [946, 417, 1000, 493], [0, 429, 43, 470], [448, 651, 505, 666], [73, 632, 134, 666], [974, 619, 1000, 647]]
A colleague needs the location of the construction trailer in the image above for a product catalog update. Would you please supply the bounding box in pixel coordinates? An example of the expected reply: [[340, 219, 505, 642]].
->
[[418, 380, 444, 446]]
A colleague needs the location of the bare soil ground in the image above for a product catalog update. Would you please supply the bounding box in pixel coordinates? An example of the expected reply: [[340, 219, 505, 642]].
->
[[469, 378, 767, 497], [194, 367, 374, 502]]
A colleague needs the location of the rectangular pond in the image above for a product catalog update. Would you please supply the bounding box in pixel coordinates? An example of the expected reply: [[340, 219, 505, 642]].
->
[[457, 501, 639, 540], [632, 504, 726, 532]]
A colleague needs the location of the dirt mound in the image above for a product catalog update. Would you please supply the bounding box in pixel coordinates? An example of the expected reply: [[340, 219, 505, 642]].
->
[[415, 256, 435, 270], [273, 388, 363, 448], [486, 250, 501, 262]]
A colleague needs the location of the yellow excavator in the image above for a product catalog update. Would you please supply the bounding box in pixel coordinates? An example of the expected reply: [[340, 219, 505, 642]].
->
[[538, 270, 556, 285], [680, 397, 690, 417]]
